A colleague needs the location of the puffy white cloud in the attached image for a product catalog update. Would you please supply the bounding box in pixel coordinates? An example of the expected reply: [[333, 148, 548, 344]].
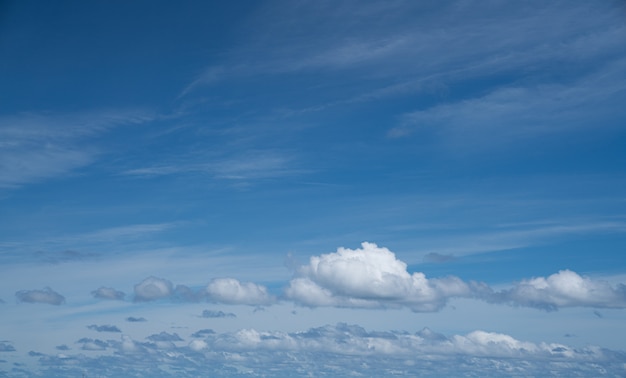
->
[[205, 278, 274, 306], [133, 276, 174, 302], [286, 242, 472, 311], [15, 287, 65, 305], [494, 270, 626, 310], [91, 286, 125, 300]]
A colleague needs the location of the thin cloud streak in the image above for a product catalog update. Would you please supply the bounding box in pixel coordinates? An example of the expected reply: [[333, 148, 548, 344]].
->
[[0, 109, 155, 189]]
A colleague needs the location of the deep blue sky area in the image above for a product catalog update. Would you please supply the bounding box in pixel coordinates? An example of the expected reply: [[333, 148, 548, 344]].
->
[[1, 1, 626, 376]]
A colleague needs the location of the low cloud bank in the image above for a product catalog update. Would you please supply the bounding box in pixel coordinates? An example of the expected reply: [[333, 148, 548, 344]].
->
[[25, 323, 626, 377]]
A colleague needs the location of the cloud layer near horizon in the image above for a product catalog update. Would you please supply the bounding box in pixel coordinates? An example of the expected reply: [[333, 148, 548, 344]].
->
[[15, 323, 626, 377]]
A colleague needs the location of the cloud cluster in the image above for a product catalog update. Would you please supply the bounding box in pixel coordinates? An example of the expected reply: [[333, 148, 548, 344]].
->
[[15, 287, 65, 305], [285, 243, 626, 312], [130, 276, 274, 306], [286, 242, 473, 311], [493, 270, 626, 311]]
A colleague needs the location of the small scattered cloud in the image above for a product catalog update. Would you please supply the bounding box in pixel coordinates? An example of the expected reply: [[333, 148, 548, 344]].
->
[[55, 345, 70, 351], [91, 287, 125, 300], [201, 309, 236, 319], [87, 324, 121, 333], [126, 316, 147, 323], [15, 287, 65, 305], [206, 278, 275, 306], [133, 276, 174, 302], [0, 342, 15, 352], [491, 270, 626, 310]]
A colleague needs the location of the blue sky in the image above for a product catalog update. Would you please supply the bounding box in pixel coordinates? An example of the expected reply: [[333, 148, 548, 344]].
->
[[1, 0, 626, 376]]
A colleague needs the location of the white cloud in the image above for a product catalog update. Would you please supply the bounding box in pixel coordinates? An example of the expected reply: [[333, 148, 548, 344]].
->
[[15, 287, 65, 305], [133, 276, 174, 302], [205, 278, 274, 306], [286, 242, 472, 311], [494, 270, 626, 310]]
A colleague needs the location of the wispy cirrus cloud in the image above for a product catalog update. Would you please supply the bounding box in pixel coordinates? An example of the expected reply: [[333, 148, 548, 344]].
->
[[389, 60, 626, 141], [0, 109, 154, 189], [122, 150, 299, 183], [182, 0, 625, 113]]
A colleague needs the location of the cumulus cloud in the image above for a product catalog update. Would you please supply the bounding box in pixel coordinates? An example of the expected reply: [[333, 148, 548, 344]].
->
[[91, 287, 125, 300], [286, 242, 474, 311], [206, 278, 274, 306], [133, 276, 174, 302], [15, 287, 65, 305], [201, 309, 236, 318], [87, 324, 121, 333], [492, 270, 626, 310]]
